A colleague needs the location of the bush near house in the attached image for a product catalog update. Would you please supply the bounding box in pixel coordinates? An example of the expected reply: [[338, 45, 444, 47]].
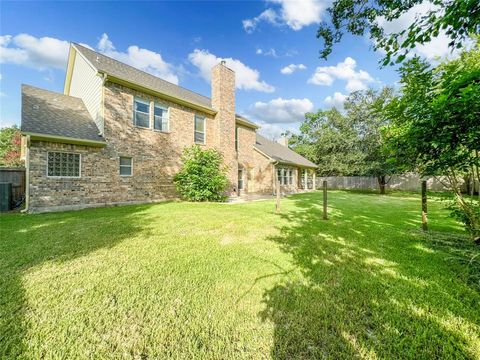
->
[[174, 145, 229, 202]]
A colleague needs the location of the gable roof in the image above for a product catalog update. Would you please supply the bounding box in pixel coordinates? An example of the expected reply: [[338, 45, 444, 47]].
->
[[21, 84, 106, 146], [255, 134, 317, 168], [72, 43, 213, 111]]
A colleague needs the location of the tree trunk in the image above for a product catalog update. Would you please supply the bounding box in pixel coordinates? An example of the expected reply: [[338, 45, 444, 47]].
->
[[377, 175, 386, 195]]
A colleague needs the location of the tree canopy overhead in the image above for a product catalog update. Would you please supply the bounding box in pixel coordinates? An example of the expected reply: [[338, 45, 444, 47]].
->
[[317, 0, 480, 65]]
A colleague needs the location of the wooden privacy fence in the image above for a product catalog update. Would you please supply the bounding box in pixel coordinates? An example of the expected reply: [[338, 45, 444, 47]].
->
[[315, 174, 464, 192], [0, 167, 26, 205]]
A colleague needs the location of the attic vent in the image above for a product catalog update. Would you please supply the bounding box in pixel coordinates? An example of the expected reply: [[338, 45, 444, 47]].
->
[[95, 56, 100, 62]]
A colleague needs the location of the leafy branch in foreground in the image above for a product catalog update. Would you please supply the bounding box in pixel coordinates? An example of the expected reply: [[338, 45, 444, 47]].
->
[[317, 0, 480, 65]]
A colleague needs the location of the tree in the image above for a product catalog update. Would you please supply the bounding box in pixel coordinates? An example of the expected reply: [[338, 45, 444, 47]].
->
[[345, 87, 396, 193], [173, 145, 229, 202], [289, 108, 366, 176], [0, 126, 23, 167], [317, 0, 480, 65], [385, 43, 480, 237], [290, 87, 396, 193]]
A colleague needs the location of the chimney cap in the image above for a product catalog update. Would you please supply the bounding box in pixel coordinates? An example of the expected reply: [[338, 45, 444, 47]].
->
[[220, 60, 226, 65]]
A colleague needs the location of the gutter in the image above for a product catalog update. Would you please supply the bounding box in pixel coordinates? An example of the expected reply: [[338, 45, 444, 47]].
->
[[22, 132, 107, 147], [104, 74, 217, 116]]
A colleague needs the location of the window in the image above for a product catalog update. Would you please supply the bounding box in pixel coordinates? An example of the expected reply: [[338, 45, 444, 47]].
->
[[154, 104, 169, 132], [238, 168, 244, 190], [283, 169, 288, 185], [289, 169, 293, 185], [194, 115, 205, 144], [47, 152, 80, 177], [277, 168, 282, 184], [133, 98, 150, 128], [119, 157, 133, 176], [235, 127, 239, 151]]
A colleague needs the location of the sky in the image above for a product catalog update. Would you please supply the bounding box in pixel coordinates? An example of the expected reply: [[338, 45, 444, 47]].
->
[[0, 0, 458, 139]]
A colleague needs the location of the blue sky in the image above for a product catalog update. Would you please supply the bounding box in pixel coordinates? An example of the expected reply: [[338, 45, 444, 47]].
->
[[0, 1, 452, 138]]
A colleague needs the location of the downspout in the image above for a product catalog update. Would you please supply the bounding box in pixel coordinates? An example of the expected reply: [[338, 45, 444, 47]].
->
[[100, 72, 108, 136], [21, 135, 31, 213]]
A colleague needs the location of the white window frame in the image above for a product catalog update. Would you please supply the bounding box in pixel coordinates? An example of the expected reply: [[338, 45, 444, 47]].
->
[[194, 115, 206, 145], [153, 103, 169, 132], [133, 98, 151, 128], [238, 168, 244, 190], [119, 156, 133, 177], [46, 151, 81, 178]]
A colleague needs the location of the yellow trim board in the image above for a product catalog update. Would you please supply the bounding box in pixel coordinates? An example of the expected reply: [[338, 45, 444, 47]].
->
[[23, 132, 106, 147], [105, 75, 217, 116]]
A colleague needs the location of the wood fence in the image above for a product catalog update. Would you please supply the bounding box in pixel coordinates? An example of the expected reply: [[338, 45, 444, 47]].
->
[[315, 174, 472, 192], [0, 167, 26, 205]]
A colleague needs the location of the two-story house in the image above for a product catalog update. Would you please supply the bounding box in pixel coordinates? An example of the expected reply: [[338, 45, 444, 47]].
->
[[20, 43, 317, 212]]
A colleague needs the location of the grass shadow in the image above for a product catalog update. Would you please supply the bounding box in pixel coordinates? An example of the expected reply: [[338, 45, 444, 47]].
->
[[0, 203, 169, 358], [260, 191, 480, 358]]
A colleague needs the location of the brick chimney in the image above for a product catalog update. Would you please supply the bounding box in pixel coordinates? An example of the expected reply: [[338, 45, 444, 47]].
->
[[211, 60, 237, 193]]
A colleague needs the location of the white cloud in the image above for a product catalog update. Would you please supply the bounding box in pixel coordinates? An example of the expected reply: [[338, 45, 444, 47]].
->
[[243, 8, 280, 33], [247, 97, 314, 124], [376, 2, 470, 61], [188, 49, 274, 93], [0, 34, 69, 70], [243, 0, 330, 32], [96, 33, 179, 84], [280, 63, 306, 75], [308, 57, 374, 92], [256, 47, 278, 57], [324, 92, 347, 110]]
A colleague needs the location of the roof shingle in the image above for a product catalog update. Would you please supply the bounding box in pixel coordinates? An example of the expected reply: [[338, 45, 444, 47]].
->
[[255, 134, 317, 168], [21, 84, 105, 144]]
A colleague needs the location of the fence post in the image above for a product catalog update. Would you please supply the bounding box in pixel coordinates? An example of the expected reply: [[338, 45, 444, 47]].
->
[[323, 180, 328, 220], [276, 179, 281, 214], [421, 180, 428, 231]]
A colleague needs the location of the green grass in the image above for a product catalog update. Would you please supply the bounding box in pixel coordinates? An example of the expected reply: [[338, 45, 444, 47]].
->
[[1, 191, 479, 359]]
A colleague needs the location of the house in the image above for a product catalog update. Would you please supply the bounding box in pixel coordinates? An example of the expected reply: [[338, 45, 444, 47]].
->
[[20, 43, 317, 212]]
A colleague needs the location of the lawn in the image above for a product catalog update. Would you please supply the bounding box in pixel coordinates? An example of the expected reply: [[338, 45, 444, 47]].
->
[[1, 191, 479, 359]]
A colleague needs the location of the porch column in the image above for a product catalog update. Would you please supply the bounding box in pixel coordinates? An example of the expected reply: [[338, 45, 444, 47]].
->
[[313, 170, 316, 190]]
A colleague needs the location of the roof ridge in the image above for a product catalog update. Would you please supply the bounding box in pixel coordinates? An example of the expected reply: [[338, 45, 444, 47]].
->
[[72, 42, 212, 103]]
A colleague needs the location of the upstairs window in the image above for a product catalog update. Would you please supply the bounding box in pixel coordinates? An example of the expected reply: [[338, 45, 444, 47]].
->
[[194, 115, 206, 144], [154, 104, 169, 132], [47, 152, 80, 178], [119, 157, 133, 176], [133, 98, 150, 128]]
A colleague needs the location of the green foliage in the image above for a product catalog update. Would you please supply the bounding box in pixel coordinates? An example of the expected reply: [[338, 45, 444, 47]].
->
[[290, 87, 396, 192], [173, 145, 228, 202], [385, 43, 480, 236], [317, 0, 479, 64], [0, 126, 23, 167]]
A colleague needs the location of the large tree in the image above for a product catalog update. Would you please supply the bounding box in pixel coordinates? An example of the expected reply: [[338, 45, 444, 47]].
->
[[317, 0, 479, 65], [385, 43, 480, 237], [290, 87, 396, 193]]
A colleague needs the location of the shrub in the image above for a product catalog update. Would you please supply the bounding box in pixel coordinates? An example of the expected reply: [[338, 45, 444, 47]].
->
[[173, 146, 229, 202]]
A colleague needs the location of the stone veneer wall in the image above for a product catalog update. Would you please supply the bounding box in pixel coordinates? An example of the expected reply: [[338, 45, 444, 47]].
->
[[27, 81, 216, 212]]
